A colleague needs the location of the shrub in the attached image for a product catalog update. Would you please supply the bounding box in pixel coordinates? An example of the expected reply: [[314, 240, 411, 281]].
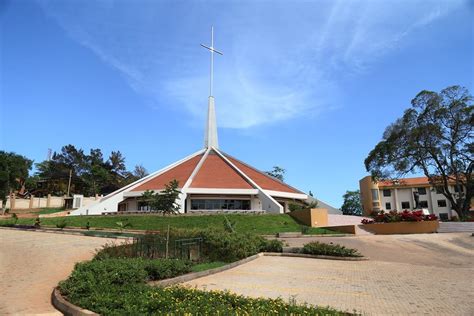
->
[[59, 258, 191, 297], [261, 239, 284, 252], [34, 217, 41, 228], [301, 241, 362, 257], [95, 229, 283, 263], [94, 242, 136, 260], [198, 230, 267, 262], [144, 259, 191, 280], [56, 219, 67, 230], [160, 228, 273, 262], [300, 225, 310, 234]]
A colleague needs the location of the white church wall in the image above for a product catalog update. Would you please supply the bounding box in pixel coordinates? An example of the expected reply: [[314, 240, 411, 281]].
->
[[69, 192, 124, 215], [258, 191, 283, 213], [127, 198, 138, 211], [251, 196, 262, 211]]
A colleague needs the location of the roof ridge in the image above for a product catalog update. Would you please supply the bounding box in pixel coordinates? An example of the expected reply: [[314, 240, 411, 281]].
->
[[219, 150, 304, 194], [189, 148, 254, 189]]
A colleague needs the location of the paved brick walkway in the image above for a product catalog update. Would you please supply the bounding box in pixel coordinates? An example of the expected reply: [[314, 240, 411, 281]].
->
[[0, 229, 115, 315], [186, 233, 474, 315]]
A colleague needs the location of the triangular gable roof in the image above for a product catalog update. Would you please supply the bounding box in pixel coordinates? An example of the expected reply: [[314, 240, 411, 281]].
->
[[190, 150, 253, 189], [222, 153, 303, 194], [132, 154, 203, 191]]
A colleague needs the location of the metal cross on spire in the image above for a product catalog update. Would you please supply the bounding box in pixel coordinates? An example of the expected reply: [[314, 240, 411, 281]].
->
[[201, 26, 223, 97]]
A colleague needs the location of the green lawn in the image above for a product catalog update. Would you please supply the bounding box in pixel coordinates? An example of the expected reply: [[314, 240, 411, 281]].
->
[[0, 213, 341, 235], [38, 208, 66, 215]]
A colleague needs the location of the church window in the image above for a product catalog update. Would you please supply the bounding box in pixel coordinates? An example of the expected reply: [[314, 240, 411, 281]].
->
[[191, 199, 250, 210]]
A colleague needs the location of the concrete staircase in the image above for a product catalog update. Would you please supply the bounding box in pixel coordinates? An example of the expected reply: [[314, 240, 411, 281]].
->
[[437, 222, 474, 233]]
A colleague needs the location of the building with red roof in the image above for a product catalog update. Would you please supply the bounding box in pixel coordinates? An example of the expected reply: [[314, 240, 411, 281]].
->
[[70, 28, 309, 216]]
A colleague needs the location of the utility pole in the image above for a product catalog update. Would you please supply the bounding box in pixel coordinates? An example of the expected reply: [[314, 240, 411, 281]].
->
[[67, 169, 72, 197]]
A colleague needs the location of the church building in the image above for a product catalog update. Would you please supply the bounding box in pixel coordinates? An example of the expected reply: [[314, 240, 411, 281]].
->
[[70, 28, 309, 216]]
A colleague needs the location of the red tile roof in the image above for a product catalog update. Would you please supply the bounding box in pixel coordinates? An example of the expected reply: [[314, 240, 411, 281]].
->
[[190, 152, 253, 189], [132, 154, 202, 191], [379, 177, 430, 187], [224, 154, 302, 194], [130, 150, 305, 194]]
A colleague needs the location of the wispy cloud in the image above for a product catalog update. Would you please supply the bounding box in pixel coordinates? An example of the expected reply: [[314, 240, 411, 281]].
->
[[37, 0, 464, 128]]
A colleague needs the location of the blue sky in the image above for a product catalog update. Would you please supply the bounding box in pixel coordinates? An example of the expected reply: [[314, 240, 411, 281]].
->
[[1, 0, 473, 207]]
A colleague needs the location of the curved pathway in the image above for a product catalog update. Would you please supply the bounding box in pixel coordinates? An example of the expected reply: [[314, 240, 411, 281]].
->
[[0, 229, 115, 315], [185, 233, 474, 315]]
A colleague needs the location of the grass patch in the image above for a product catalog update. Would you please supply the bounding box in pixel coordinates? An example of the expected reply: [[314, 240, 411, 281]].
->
[[191, 261, 227, 272], [306, 226, 342, 235], [0, 213, 343, 235], [38, 208, 65, 215]]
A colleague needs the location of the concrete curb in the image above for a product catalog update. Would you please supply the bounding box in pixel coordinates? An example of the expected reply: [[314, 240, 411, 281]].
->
[[0, 226, 131, 239], [51, 288, 98, 316], [151, 253, 264, 287], [264, 252, 368, 261]]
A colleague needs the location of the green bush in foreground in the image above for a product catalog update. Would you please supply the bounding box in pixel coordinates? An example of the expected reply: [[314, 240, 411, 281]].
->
[[59, 257, 349, 315], [301, 242, 362, 257], [94, 229, 284, 262], [59, 258, 191, 295]]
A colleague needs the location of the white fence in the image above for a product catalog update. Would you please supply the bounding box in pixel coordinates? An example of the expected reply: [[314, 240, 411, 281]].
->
[[5, 195, 100, 210]]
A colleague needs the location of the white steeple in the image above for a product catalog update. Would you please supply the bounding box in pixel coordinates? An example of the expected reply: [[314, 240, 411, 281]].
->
[[201, 26, 222, 149]]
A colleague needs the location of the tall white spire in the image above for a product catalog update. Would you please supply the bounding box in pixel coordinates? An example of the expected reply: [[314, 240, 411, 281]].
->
[[201, 26, 222, 149]]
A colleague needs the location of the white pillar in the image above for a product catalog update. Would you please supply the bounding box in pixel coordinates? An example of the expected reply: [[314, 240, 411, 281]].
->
[[394, 188, 399, 211], [204, 96, 219, 148]]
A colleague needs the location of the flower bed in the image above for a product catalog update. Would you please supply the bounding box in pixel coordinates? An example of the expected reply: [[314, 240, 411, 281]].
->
[[361, 210, 438, 224], [360, 210, 439, 234]]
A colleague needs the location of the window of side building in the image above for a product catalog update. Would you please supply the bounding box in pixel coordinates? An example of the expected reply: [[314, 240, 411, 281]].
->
[[385, 202, 391, 210], [401, 201, 410, 209], [383, 189, 391, 197], [454, 186, 464, 193], [437, 199, 447, 207], [417, 187, 426, 195], [419, 201, 428, 208], [371, 189, 379, 201]]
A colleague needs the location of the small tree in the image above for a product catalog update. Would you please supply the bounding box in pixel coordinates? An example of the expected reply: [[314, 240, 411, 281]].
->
[[140, 180, 181, 215], [265, 166, 286, 181], [341, 190, 362, 216], [365, 86, 473, 219], [160, 180, 181, 215]]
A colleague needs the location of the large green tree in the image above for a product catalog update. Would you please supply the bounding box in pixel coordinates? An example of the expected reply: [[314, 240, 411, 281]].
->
[[341, 190, 362, 216], [35, 145, 145, 196], [365, 86, 473, 219], [0, 151, 32, 213]]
